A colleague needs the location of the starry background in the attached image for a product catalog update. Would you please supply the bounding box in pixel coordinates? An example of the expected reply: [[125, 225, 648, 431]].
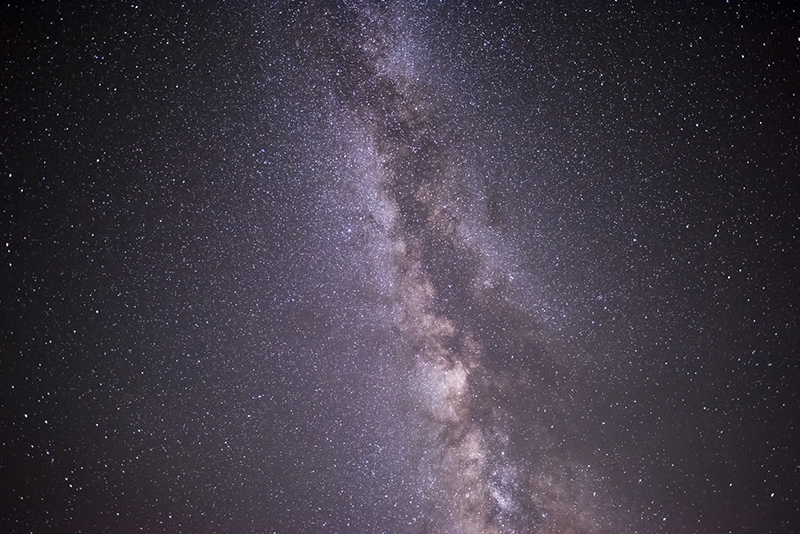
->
[[2, 1, 799, 533]]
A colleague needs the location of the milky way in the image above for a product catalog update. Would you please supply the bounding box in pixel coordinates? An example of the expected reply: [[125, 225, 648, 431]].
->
[[307, 7, 616, 531], [2, 2, 798, 533]]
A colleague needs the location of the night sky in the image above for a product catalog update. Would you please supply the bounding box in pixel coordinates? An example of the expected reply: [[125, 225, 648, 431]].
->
[[2, 2, 799, 533]]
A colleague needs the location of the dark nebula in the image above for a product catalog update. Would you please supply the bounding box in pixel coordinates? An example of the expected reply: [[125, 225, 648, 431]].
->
[[2, 2, 798, 533]]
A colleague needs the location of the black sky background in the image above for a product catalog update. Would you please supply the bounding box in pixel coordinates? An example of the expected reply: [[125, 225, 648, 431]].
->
[[2, 2, 799, 533]]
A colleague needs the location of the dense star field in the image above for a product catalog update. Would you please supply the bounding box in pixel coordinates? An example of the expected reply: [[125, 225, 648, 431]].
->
[[2, 2, 799, 533]]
